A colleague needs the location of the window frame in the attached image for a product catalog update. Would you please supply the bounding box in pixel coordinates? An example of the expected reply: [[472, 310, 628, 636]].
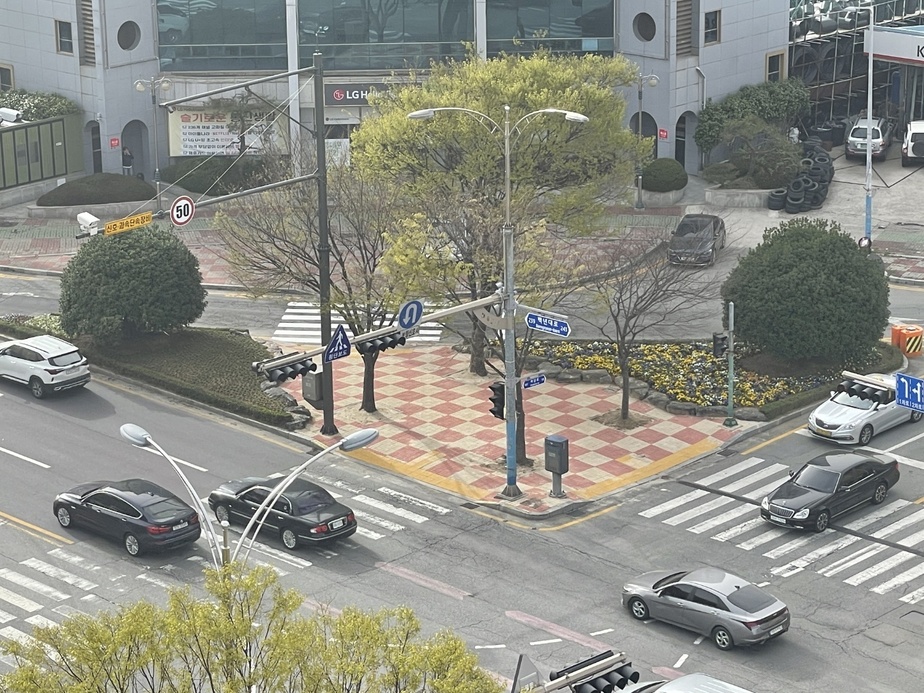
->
[[766, 51, 786, 82], [704, 10, 721, 45], [56, 20, 75, 54], [0, 65, 12, 92]]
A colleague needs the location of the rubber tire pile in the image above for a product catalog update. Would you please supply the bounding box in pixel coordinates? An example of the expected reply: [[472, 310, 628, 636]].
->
[[767, 137, 835, 213]]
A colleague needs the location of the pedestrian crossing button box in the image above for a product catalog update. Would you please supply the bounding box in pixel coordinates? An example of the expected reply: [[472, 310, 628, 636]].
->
[[544, 435, 569, 474], [301, 371, 324, 410]]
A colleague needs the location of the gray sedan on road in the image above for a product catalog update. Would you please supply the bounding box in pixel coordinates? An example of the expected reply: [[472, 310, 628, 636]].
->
[[622, 567, 790, 650]]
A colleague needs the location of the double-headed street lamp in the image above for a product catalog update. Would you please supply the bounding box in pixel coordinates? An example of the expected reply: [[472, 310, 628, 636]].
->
[[408, 105, 588, 499], [634, 72, 660, 210], [133, 76, 173, 214]]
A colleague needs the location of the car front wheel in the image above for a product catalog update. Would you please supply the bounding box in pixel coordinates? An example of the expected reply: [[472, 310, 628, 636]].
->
[[873, 482, 888, 505], [858, 424, 874, 446], [814, 510, 830, 533], [712, 626, 734, 651], [29, 378, 46, 399], [628, 597, 649, 620]]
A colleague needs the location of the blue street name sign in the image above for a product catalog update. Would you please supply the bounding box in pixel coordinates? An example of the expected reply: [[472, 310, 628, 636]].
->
[[323, 324, 352, 363], [522, 373, 546, 389], [525, 312, 571, 337], [895, 372, 924, 413]]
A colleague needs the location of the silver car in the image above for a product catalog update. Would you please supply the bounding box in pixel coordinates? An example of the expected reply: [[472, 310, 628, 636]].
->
[[621, 567, 790, 650], [622, 674, 755, 693], [808, 374, 922, 445]]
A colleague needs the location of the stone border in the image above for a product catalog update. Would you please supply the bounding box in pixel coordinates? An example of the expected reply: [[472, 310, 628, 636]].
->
[[704, 185, 770, 208]]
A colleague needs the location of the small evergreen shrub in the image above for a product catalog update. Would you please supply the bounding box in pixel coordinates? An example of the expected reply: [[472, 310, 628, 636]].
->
[[0, 89, 82, 120], [36, 174, 157, 206], [160, 156, 271, 195], [641, 158, 688, 192]]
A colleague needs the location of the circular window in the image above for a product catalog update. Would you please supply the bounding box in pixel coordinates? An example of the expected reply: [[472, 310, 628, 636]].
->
[[633, 13, 657, 42], [117, 21, 141, 51]]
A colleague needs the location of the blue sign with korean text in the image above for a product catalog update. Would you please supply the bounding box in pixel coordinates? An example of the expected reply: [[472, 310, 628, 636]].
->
[[896, 372, 924, 413], [522, 373, 547, 389], [525, 312, 571, 337], [323, 324, 352, 364]]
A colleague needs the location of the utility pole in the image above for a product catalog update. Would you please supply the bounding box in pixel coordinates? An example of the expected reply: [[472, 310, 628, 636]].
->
[[725, 301, 738, 427]]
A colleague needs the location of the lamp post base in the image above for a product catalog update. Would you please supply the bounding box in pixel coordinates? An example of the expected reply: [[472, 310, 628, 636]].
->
[[723, 417, 738, 428], [499, 484, 523, 500]]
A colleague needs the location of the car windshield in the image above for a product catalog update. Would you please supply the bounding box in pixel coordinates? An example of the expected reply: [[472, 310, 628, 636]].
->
[[793, 465, 839, 494], [49, 351, 82, 367], [652, 571, 689, 590], [673, 221, 710, 238], [146, 498, 188, 521], [912, 133, 924, 143], [291, 488, 335, 515], [726, 584, 775, 613], [851, 127, 881, 140], [831, 392, 876, 410]]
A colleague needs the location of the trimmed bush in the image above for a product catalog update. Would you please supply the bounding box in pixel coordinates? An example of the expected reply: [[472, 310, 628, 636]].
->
[[160, 156, 271, 195], [37, 174, 156, 206], [641, 158, 688, 193], [0, 89, 81, 120]]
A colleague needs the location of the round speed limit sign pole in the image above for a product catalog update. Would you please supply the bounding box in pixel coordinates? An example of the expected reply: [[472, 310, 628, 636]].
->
[[170, 195, 196, 227]]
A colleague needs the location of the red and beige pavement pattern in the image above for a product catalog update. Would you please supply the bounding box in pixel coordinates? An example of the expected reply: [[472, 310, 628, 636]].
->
[[277, 344, 753, 515]]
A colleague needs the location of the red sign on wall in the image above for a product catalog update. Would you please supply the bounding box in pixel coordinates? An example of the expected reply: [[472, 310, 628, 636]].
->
[[110, 137, 120, 149], [658, 128, 669, 140]]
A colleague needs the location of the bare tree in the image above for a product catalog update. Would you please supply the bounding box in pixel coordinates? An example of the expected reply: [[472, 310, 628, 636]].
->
[[582, 231, 722, 420]]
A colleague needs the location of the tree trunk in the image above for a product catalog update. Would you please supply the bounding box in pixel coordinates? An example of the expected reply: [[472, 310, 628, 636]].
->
[[515, 382, 532, 465], [468, 319, 488, 376], [359, 350, 380, 413], [620, 355, 631, 420]]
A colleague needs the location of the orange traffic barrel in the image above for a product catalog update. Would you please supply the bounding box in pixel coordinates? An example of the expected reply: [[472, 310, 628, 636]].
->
[[892, 324, 906, 348], [901, 325, 923, 357]]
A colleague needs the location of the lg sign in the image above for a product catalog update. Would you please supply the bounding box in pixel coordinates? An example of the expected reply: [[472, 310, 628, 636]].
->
[[324, 83, 389, 106]]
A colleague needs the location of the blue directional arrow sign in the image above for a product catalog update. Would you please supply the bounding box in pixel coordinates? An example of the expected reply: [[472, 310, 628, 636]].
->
[[323, 324, 352, 364], [895, 372, 924, 413], [525, 312, 571, 337], [397, 299, 424, 331], [522, 373, 546, 389]]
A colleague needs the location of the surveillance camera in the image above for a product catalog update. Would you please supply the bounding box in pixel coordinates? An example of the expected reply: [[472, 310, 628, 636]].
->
[[77, 212, 100, 234], [0, 107, 23, 123], [166, 105, 176, 114]]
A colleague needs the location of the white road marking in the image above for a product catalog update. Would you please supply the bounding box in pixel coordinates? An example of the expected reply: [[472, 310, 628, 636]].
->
[[0, 569, 69, 601], [52, 604, 86, 619], [352, 510, 405, 532], [737, 527, 788, 551], [693, 636, 704, 645], [0, 608, 14, 624], [375, 562, 471, 600], [861, 447, 924, 471], [530, 638, 562, 646], [819, 545, 886, 577], [712, 517, 765, 542], [871, 563, 924, 594], [843, 528, 924, 585], [0, 445, 49, 469], [21, 558, 98, 591], [475, 644, 507, 649], [673, 654, 688, 668], [589, 628, 614, 636], [687, 479, 786, 534], [755, 582, 770, 587], [25, 615, 58, 629], [376, 488, 452, 515], [505, 611, 612, 651], [136, 444, 208, 472], [664, 465, 788, 526], [0, 626, 36, 646], [639, 457, 766, 518], [355, 527, 385, 540], [136, 573, 173, 590], [819, 507, 924, 577], [352, 496, 428, 523], [899, 582, 924, 604], [0, 585, 41, 612], [884, 430, 924, 452], [223, 530, 314, 569]]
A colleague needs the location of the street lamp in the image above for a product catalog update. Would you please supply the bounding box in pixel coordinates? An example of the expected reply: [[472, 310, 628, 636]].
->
[[634, 73, 659, 210], [232, 428, 378, 562], [408, 105, 589, 499], [133, 76, 172, 214], [851, 6, 875, 243], [119, 423, 223, 569]]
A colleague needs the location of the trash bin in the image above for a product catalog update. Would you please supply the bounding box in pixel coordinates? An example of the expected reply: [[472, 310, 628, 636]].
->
[[900, 325, 923, 357]]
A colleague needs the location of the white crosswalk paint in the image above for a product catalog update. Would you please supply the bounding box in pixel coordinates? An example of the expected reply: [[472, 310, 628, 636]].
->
[[25, 614, 59, 629], [871, 562, 924, 595], [52, 605, 86, 619], [136, 573, 173, 589], [819, 545, 886, 577], [687, 478, 789, 534], [356, 527, 385, 540], [843, 528, 924, 585], [48, 548, 102, 572], [818, 508, 924, 576], [0, 608, 14, 624], [273, 302, 444, 345], [713, 517, 765, 542], [376, 488, 452, 515], [899, 582, 924, 603], [21, 558, 98, 591], [663, 465, 789, 527], [0, 569, 69, 601], [0, 626, 36, 646], [352, 510, 405, 532], [737, 527, 788, 551], [352, 495, 428, 523]]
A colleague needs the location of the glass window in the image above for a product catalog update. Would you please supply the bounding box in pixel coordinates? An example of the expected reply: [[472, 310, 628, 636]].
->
[[242, 487, 270, 504], [704, 10, 720, 45], [49, 350, 83, 367], [840, 466, 869, 488], [56, 20, 74, 53], [0, 66, 12, 92], [291, 488, 336, 515], [793, 465, 839, 494], [767, 52, 784, 82], [691, 588, 727, 610], [660, 584, 693, 601], [146, 498, 190, 521], [85, 492, 122, 512], [726, 585, 775, 613]]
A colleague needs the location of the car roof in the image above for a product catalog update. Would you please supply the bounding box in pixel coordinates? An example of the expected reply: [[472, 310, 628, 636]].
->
[[103, 479, 183, 507], [908, 120, 924, 132], [852, 117, 884, 128], [679, 214, 721, 225], [643, 673, 755, 693], [807, 451, 872, 471], [246, 477, 328, 499], [681, 567, 752, 595], [15, 335, 80, 356]]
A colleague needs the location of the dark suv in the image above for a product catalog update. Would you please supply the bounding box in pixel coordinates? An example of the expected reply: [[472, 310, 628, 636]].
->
[[667, 214, 726, 266]]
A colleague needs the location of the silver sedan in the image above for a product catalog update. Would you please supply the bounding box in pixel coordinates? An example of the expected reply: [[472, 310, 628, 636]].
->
[[621, 567, 790, 650]]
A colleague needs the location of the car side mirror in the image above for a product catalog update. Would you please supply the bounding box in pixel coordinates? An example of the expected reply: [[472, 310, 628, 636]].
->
[[788, 469, 795, 477]]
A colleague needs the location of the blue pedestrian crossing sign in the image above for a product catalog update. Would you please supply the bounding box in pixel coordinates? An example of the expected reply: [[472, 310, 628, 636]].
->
[[323, 324, 352, 363], [896, 372, 924, 413]]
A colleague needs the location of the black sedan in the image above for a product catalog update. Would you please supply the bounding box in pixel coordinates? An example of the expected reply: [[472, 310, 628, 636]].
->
[[208, 476, 357, 550], [760, 451, 900, 532], [53, 479, 201, 556]]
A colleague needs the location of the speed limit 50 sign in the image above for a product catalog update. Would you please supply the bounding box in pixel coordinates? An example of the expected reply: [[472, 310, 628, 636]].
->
[[170, 195, 196, 227]]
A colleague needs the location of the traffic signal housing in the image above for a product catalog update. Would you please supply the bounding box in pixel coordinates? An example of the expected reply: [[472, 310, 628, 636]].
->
[[355, 331, 407, 356], [712, 332, 728, 358], [488, 381, 505, 420], [549, 651, 639, 693], [252, 353, 317, 384]]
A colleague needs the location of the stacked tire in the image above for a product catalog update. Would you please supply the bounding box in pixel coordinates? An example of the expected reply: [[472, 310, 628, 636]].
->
[[768, 137, 835, 213]]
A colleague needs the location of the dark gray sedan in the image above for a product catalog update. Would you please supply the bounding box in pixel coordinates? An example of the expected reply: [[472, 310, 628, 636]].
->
[[622, 567, 790, 650]]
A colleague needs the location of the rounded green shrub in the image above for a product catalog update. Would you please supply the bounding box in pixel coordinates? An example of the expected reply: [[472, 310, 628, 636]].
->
[[37, 174, 156, 206], [641, 158, 688, 192], [160, 156, 271, 195]]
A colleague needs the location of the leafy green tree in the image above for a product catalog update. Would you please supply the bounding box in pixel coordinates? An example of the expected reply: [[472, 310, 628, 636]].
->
[[722, 115, 801, 189], [353, 51, 646, 377], [721, 218, 889, 363], [59, 226, 207, 342], [0, 564, 503, 693]]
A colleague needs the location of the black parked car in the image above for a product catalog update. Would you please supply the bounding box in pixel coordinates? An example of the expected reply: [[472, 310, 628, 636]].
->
[[53, 479, 201, 556], [208, 476, 357, 550], [667, 214, 726, 266], [760, 451, 900, 532]]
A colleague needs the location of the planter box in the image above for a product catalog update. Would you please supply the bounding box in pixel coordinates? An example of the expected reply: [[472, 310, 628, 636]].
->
[[704, 185, 770, 208], [642, 187, 685, 207]]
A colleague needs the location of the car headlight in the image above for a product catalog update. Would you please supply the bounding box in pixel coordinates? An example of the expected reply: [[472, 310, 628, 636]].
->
[[761, 497, 769, 510], [793, 508, 810, 520], [845, 423, 856, 430]]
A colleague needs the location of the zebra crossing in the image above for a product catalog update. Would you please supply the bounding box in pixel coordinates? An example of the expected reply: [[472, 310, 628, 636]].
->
[[272, 301, 443, 345], [638, 455, 924, 605], [0, 484, 451, 667]]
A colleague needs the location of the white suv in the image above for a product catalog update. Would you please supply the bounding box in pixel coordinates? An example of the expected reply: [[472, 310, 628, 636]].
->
[[902, 120, 924, 167], [0, 335, 90, 399]]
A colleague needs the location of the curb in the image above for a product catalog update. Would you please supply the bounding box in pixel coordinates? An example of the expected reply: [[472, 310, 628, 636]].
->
[[0, 264, 246, 292]]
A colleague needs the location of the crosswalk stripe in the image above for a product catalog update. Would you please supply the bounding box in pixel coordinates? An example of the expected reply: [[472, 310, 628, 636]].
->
[[872, 562, 924, 595], [376, 488, 452, 515], [47, 548, 102, 572], [351, 495, 428, 523], [737, 527, 788, 551], [0, 569, 69, 601], [136, 573, 173, 590], [0, 585, 42, 613], [352, 510, 405, 532], [846, 547, 920, 586], [0, 625, 36, 646], [818, 507, 924, 576], [0, 608, 14, 624], [713, 517, 765, 542], [355, 527, 385, 540], [21, 558, 98, 591], [273, 303, 443, 345], [687, 478, 787, 534], [663, 465, 788, 527], [899, 583, 924, 603], [819, 545, 886, 577], [25, 614, 59, 629]]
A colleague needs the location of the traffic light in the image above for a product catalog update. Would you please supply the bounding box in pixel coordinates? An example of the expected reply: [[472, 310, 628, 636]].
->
[[488, 381, 505, 419], [712, 332, 728, 358], [355, 332, 406, 356], [252, 353, 317, 384], [549, 651, 639, 693]]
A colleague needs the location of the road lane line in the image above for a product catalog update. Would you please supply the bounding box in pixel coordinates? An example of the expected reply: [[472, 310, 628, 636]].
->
[[20, 558, 98, 590], [0, 585, 42, 612], [530, 638, 562, 646], [474, 644, 507, 649], [352, 496, 428, 523], [673, 654, 688, 668], [0, 445, 49, 469], [136, 444, 208, 472], [376, 488, 452, 515], [743, 424, 808, 454], [0, 511, 71, 544], [884, 430, 924, 452], [375, 562, 470, 601], [505, 611, 612, 651], [590, 628, 614, 636]]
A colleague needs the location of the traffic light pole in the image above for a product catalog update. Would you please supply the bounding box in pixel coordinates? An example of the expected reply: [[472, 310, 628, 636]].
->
[[725, 301, 738, 428]]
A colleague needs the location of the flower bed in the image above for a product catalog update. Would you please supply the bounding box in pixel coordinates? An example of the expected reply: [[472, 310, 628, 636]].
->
[[527, 341, 855, 409]]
